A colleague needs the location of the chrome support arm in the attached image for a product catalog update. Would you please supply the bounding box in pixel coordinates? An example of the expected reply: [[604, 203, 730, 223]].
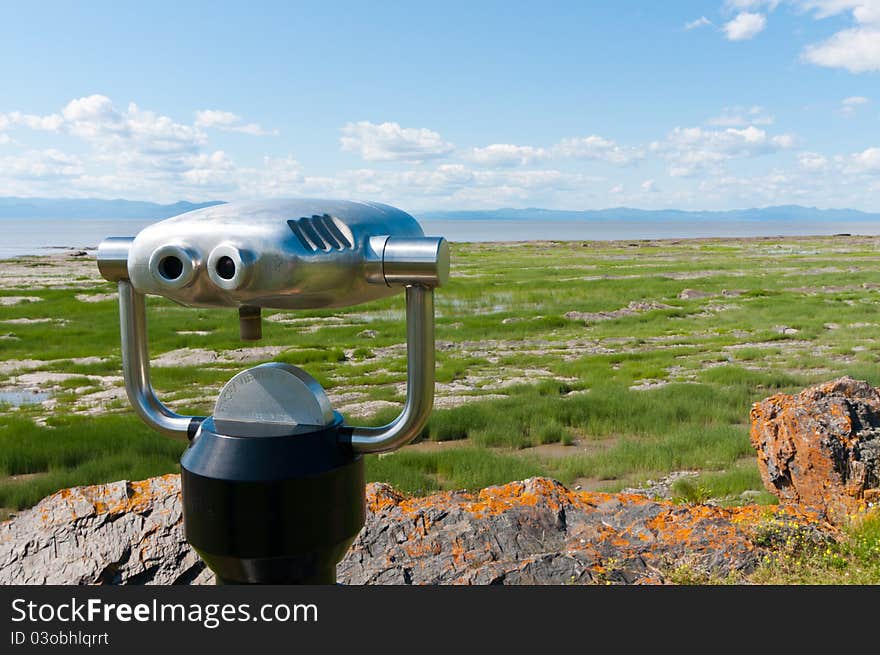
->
[[347, 285, 435, 454], [117, 279, 204, 440]]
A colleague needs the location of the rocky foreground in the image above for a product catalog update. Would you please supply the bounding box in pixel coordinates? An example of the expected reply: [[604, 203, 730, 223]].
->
[[0, 474, 823, 585], [1, 376, 878, 585]]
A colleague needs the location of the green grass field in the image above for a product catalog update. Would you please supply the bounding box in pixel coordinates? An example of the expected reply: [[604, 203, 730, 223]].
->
[[3, 234, 880, 516]]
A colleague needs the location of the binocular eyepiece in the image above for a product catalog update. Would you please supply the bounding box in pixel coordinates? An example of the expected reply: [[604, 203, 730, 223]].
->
[[97, 199, 448, 584]]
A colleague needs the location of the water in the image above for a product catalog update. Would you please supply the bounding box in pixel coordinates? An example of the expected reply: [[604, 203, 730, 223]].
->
[[419, 219, 880, 242], [3, 216, 880, 259], [0, 390, 51, 406], [0, 217, 157, 259]]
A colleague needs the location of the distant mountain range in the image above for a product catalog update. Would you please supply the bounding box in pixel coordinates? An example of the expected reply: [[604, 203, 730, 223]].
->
[[0, 197, 225, 219], [418, 205, 880, 223], [1, 198, 878, 223]]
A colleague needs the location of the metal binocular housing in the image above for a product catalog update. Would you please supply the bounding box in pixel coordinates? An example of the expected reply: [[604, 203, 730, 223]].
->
[[97, 199, 449, 584]]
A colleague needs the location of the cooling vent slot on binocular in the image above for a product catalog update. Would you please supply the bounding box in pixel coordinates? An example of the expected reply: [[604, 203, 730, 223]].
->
[[287, 214, 355, 252]]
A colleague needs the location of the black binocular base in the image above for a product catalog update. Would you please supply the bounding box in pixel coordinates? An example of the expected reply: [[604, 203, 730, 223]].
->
[[210, 557, 338, 586], [180, 419, 365, 585]]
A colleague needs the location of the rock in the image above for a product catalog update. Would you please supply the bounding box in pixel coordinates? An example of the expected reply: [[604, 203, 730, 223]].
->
[[0, 475, 209, 585], [0, 475, 830, 585], [564, 301, 672, 324], [750, 377, 880, 523], [0, 296, 42, 306], [628, 380, 669, 392], [620, 471, 699, 500], [357, 329, 378, 339], [678, 289, 711, 300], [739, 490, 764, 502], [773, 325, 799, 335], [150, 346, 286, 368], [74, 292, 118, 303]]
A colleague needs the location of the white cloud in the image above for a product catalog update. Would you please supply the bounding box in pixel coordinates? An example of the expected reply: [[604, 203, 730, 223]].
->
[[194, 110, 275, 136], [723, 12, 768, 40], [708, 105, 775, 126], [232, 159, 561, 205], [299, 165, 601, 208], [789, 144, 880, 191], [795, 1, 880, 21], [724, 0, 780, 10], [844, 145, 880, 172], [654, 125, 796, 176], [710, 1, 880, 72], [235, 156, 309, 197], [466, 143, 548, 167], [124, 103, 205, 155], [4, 92, 880, 211], [477, 169, 577, 190], [180, 150, 237, 188], [61, 95, 127, 139], [0, 149, 83, 181], [683, 143, 880, 212], [235, 160, 602, 209], [554, 135, 643, 164], [467, 135, 641, 168], [0, 110, 64, 132], [0, 95, 277, 199], [35, 95, 206, 161], [787, 1, 880, 72], [0, 134, 10, 145], [393, 164, 477, 194], [339, 121, 454, 162], [3, 95, 272, 158], [841, 95, 870, 114], [804, 27, 880, 71], [798, 151, 830, 170], [685, 16, 713, 30]]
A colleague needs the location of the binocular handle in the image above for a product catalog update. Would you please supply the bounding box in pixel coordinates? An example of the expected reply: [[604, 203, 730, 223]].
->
[[117, 280, 205, 440], [346, 284, 434, 454], [115, 279, 436, 452]]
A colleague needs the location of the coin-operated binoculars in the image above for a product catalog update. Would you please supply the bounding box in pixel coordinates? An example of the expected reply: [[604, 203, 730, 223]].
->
[[97, 199, 449, 584]]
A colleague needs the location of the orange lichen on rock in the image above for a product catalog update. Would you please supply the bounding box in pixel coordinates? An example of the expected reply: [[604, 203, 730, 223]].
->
[[466, 478, 574, 517], [751, 376, 880, 524], [342, 476, 835, 584], [365, 483, 406, 514], [31, 474, 181, 526], [1, 473, 206, 585], [81, 474, 179, 515]]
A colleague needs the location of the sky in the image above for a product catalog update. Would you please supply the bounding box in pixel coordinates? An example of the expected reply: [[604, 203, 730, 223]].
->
[[0, 0, 879, 212]]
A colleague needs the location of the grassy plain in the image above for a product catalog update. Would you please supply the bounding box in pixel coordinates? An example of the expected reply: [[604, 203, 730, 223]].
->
[[3, 234, 880, 519]]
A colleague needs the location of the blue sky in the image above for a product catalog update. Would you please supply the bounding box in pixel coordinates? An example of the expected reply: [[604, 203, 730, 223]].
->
[[1, 1, 878, 211]]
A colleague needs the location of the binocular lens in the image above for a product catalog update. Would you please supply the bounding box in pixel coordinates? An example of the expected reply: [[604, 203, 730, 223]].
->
[[216, 256, 236, 280], [158, 255, 184, 281]]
